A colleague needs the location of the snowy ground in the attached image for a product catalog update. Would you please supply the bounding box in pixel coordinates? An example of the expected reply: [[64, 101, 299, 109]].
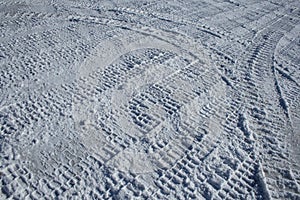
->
[[0, 0, 300, 199]]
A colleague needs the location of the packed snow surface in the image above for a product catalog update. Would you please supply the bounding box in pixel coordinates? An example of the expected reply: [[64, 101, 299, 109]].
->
[[0, 0, 300, 199]]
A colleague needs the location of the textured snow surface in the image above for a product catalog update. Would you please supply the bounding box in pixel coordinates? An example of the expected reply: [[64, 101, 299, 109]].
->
[[0, 0, 300, 199]]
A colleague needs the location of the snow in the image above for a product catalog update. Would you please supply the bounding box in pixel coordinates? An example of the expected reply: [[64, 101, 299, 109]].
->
[[0, 0, 300, 199]]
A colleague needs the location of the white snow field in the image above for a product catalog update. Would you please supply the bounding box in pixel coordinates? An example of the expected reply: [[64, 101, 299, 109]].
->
[[0, 0, 300, 199]]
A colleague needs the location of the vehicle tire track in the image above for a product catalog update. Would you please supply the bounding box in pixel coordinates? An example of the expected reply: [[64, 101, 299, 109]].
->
[[218, 15, 300, 199]]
